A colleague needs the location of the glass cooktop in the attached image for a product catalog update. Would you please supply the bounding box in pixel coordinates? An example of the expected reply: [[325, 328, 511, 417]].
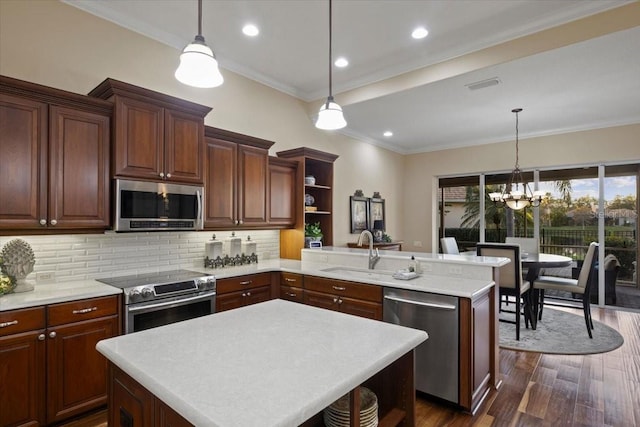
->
[[97, 269, 208, 289]]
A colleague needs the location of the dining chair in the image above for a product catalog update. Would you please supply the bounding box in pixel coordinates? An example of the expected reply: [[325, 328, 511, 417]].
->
[[476, 243, 532, 341], [505, 237, 539, 256], [440, 237, 460, 255], [533, 242, 598, 338]]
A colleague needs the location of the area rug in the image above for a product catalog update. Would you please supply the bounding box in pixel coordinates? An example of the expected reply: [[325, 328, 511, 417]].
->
[[499, 307, 624, 355]]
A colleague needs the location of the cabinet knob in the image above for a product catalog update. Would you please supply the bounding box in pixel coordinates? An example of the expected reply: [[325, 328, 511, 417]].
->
[[246, 291, 251, 297], [166, 173, 172, 178], [39, 219, 47, 226], [159, 172, 165, 178], [234, 220, 239, 225], [49, 331, 57, 339], [239, 220, 243, 225], [338, 298, 343, 305], [50, 219, 57, 226], [38, 333, 46, 341], [333, 297, 339, 304]]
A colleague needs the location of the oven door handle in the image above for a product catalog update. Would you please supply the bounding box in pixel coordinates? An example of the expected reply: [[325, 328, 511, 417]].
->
[[128, 292, 215, 313]]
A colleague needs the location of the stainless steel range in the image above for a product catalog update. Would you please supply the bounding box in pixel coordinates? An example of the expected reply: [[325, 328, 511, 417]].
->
[[98, 270, 216, 334]]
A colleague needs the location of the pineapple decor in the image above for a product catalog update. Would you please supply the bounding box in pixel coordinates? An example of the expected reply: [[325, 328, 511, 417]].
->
[[0, 238, 36, 293]]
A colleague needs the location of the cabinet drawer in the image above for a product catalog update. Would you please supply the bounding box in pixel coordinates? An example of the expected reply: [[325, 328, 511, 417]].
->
[[280, 272, 303, 287], [304, 276, 382, 303], [280, 285, 303, 303], [216, 273, 271, 294], [0, 306, 45, 336], [47, 295, 119, 327]]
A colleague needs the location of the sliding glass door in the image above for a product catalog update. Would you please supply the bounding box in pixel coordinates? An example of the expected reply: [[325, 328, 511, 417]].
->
[[438, 162, 639, 311]]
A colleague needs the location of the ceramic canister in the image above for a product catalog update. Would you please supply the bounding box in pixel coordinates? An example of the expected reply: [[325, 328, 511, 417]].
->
[[224, 232, 242, 257], [205, 234, 223, 259], [241, 236, 257, 255]]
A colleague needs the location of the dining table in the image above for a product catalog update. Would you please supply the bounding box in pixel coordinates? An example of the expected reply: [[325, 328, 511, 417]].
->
[[521, 253, 574, 328]]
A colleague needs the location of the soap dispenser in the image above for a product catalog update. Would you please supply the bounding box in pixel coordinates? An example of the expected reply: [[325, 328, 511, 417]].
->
[[205, 234, 223, 260], [408, 255, 418, 273], [225, 232, 242, 258], [241, 235, 257, 256]]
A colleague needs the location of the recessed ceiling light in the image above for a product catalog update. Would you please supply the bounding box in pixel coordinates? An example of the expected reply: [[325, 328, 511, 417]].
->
[[383, 131, 393, 137], [334, 57, 349, 68], [242, 24, 259, 37], [411, 27, 429, 39]]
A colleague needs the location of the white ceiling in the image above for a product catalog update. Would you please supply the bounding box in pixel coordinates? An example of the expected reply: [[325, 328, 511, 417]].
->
[[65, 0, 640, 154]]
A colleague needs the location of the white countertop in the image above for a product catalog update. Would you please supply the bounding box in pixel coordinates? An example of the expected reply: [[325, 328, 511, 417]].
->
[[97, 299, 428, 427], [1, 253, 496, 311], [0, 279, 121, 311]]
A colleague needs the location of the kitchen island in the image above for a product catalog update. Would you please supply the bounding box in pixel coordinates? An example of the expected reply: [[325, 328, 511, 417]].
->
[[96, 299, 427, 427]]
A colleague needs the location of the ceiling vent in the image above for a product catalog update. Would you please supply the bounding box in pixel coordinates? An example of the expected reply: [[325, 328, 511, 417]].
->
[[465, 77, 501, 91]]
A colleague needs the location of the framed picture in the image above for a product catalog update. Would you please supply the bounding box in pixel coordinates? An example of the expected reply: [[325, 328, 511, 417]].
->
[[369, 198, 385, 230], [350, 196, 369, 233]]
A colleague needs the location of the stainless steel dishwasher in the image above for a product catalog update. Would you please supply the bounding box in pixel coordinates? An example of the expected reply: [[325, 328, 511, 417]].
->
[[383, 288, 459, 404]]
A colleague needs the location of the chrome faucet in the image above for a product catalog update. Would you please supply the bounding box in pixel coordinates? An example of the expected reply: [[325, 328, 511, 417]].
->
[[357, 230, 380, 270]]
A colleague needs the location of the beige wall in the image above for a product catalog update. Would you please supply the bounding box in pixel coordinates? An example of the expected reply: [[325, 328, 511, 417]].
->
[[0, 0, 405, 248], [404, 124, 640, 253]]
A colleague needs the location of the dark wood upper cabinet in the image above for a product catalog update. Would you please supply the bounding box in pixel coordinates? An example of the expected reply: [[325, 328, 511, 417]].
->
[[203, 126, 274, 229], [268, 157, 298, 227], [0, 75, 112, 232], [89, 78, 211, 185]]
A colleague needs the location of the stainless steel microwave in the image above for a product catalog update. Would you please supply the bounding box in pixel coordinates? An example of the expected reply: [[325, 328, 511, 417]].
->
[[114, 179, 203, 232]]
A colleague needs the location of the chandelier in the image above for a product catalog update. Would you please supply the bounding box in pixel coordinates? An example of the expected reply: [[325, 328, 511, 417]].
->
[[489, 108, 545, 210]]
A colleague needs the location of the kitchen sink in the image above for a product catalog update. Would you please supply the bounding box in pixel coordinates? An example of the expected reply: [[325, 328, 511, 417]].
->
[[321, 266, 395, 281]]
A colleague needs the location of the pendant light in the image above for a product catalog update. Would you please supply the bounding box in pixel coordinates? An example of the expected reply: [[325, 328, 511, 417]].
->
[[175, 0, 223, 88], [315, 0, 347, 130], [489, 108, 545, 210]]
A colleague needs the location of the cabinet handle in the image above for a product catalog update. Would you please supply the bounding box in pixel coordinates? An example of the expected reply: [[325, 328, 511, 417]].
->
[[39, 219, 47, 226], [234, 220, 239, 225], [239, 280, 252, 285], [284, 278, 297, 283], [72, 307, 97, 314], [38, 333, 45, 341], [332, 285, 346, 291], [239, 220, 243, 225], [286, 292, 297, 298], [50, 219, 57, 226], [49, 331, 57, 339], [0, 320, 18, 328], [166, 173, 172, 178], [159, 172, 165, 178]]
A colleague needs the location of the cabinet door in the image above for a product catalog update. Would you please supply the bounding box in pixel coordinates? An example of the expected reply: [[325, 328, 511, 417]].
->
[[113, 97, 164, 180], [164, 109, 204, 184], [268, 160, 296, 226], [0, 93, 48, 230], [110, 367, 154, 427], [238, 144, 268, 226], [46, 315, 118, 424], [304, 290, 340, 312], [49, 106, 110, 229], [216, 290, 246, 313], [280, 285, 304, 303], [243, 285, 271, 306], [204, 138, 237, 228], [157, 400, 194, 427], [0, 330, 46, 426], [339, 296, 383, 320]]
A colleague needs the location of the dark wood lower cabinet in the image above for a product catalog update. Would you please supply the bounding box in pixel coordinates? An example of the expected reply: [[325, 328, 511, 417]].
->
[[0, 296, 120, 427], [0, 329, 46, 427], [109, 366, 154, 427]]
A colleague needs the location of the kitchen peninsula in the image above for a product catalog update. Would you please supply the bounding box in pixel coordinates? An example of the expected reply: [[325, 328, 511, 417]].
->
[[96, 299, 427, 427]]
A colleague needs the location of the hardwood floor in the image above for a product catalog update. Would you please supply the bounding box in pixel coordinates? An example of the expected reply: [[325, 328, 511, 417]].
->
[[62, 307, 639, 427]]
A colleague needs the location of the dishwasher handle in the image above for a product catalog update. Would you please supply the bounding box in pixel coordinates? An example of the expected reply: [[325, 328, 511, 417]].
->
[[384, 295, 457, 310]]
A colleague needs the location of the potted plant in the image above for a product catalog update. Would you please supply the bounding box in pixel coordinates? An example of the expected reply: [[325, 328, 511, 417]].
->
[[304, 222, 323, 247]]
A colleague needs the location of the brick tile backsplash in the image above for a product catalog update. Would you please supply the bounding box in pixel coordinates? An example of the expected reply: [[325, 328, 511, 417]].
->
[[0, 230, 280, 282]]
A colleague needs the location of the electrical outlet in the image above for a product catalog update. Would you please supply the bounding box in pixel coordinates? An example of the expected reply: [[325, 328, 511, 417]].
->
[[413, 241, 423, 247], [420, 262, 432, 272], [37, 272, 54, 282], [448, 265, 463, 276]]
